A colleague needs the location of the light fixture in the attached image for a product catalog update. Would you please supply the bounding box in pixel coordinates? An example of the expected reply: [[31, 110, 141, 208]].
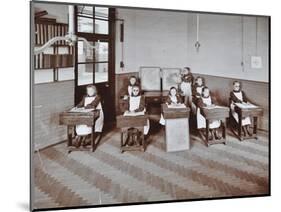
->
[[34, 5, 97, 55], [195, 14, 201, 52]]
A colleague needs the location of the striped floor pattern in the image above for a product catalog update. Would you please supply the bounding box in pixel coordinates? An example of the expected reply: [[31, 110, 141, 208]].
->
[[32, 128, 269, 210]]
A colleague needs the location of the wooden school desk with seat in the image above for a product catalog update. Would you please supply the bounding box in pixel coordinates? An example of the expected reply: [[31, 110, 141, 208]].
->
[[200, 105, 229, 147], [232, 103, 263, 141], [59, 108, 100, 153], [116, 112, 148, 153], [161, 103, 190, 152]]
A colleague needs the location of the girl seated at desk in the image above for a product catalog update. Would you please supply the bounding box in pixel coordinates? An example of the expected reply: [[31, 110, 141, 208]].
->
[[197, 86, 221, 140], [229, 81, 252, 136], [159, 86, 183, 125], [192, 76, 205, 113], [121, 76, 139, 100], [75, 85, 104, 147], [123, 85, 149, 135], [179, 67, 194, 106]]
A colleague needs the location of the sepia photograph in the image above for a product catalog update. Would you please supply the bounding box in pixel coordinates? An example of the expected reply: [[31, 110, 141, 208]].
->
[[30, 1, 270, 211]]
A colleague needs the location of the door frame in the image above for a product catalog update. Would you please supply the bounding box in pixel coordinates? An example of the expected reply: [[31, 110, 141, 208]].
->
[[74, 6, 116, 123]]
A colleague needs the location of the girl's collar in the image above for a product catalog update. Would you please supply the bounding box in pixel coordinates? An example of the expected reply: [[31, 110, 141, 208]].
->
[[233, 90, 241, 93]]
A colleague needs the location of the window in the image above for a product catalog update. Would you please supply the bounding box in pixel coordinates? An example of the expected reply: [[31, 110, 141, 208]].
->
[[76, 6, 110, 85]]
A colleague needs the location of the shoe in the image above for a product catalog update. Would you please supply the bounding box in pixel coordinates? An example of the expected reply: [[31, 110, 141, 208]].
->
[[214, 129, 221, 140]]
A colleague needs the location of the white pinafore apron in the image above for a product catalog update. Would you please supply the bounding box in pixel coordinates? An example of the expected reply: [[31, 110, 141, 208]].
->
[[180, 81, 192, 106], [129, 96, 150, 135], [230, 91, 251, 126], [76, 96, 104, 136], [197, 96, 221, 129], [159, 95, 178, 125]]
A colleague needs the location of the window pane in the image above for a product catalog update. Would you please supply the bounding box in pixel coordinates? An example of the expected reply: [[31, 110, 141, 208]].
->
[[95, 7, 108, 19], [95, 42, 108, 62], [58, 67, 74, 81], [78, 63, 93, 85], [34, 69, 53, 84], [95, 19, 108, 34], [77, 6, 93, 17], [78, 16, 93, 33], [95, 63, 108, 83], [78, 40, 94, 62]]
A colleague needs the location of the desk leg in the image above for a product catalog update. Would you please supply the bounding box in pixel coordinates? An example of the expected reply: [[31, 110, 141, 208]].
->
[[253, 116, 258, 139], [67, 126, 72, 147], [222, 119, 226, 144], [142, 129, 145, 152], [206, 119, 209, 147], [238, 112, 243, 141], [91, 126, 95, 152]]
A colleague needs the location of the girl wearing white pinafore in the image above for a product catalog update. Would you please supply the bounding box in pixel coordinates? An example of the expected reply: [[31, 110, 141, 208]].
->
[[159, 87, 183, 125], [230, 91, 251, 126], [197, 87, 221, 140], [76, 87, 104, 136], [229, 81, 252, 136], [126, 86, 150, 135]]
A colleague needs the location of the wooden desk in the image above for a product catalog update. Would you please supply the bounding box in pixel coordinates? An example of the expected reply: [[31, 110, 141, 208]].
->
[[144, 91, 164, 114], [201, 106, 229, 147], [59, 110, 100, 152], [116, 115, 148, 153], [234, 105, 263, 141], [162, 104, 190, 152]]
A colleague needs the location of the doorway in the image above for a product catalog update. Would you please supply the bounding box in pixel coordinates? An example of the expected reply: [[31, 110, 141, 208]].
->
[[74, 6, 116, 126]]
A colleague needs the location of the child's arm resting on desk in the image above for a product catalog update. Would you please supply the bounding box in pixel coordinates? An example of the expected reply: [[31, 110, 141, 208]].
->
[[85, 95, 101, 109]]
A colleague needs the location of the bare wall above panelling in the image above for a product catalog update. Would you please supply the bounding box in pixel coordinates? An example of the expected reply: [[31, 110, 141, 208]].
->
[[115, 8, 269, 82]]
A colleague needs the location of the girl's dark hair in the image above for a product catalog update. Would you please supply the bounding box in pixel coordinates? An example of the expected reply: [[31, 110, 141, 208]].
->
[[184, 67, 191, 71], [202, 86, 209, 92], [129, 76, 138, 85], [233, 81, 241, 85], [169, 86, 178, 96], [195, 76, 204, 84]]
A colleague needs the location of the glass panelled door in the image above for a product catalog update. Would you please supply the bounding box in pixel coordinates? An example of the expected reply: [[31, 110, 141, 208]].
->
[[75, 6, 116, 124]]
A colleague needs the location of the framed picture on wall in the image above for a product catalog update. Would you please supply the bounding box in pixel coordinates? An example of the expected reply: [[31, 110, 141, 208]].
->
[[30, 0, 270, 211]]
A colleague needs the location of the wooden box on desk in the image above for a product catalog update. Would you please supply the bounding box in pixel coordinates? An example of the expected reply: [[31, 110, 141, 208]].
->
[[161, 104, 190, 152], [201, 106, 229, 121], [116, 114, 148, 128], [59, 110, 100, 126]]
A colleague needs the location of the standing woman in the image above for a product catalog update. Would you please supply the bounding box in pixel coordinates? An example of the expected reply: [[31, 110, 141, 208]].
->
[[75, 85, 104, 147], [179, 67, 194, 107]]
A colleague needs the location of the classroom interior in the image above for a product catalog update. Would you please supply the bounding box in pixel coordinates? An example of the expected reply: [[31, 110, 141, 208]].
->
[[31, 2, 269, 210]]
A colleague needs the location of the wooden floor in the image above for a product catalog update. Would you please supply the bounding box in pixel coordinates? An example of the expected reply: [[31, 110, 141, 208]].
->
[[32, 127, 269, 210]]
